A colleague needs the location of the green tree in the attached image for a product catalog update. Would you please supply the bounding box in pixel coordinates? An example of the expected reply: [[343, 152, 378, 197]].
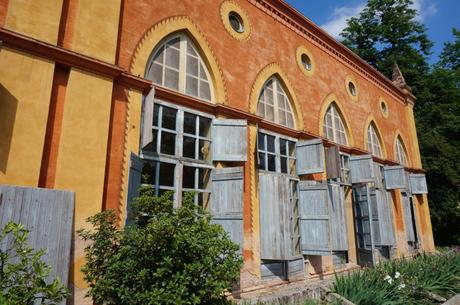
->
[[78, 190, 243, 305], [0, 222, 69, 305]]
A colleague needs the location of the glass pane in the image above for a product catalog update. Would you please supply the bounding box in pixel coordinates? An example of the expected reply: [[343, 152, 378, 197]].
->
[[199, 168, 210, 189], [280, 156, 287, 173], [168, 37, 180, 49], [160, 131, 176, 155], [187, 42, 197, 56], [183, 136, 196, 159], [183, 166, 196, 188], [266, 135, 275, 152], [280, 139, 287, 155], [286, 114, 294, 128], [164, 68, 179, 90], [159, 162, 175, 186], [184, 112, 197, 135], [258, 152, 266, 170], [187, 55, 199, 76], [289, 158, 296, 175], [165, 47, 179, 69], [199, 117, 212, 138], [288, 141, 296, 157], [152, 63, 163, 85], [257, 133, 265, 150], [186, 76, 198, 96], [267, 154, 276, 172], [200, 80, 211, 100], [199, 63, 208, 80], [266, 89, 274, 105], [198, 192, 210, 209], [266, 105, 274, 121], [278, 94, 286, 109], [162, 106, 177, 130], [143, 130, 157, 152], [278, 110, 287, 126], [199, 140, 211, 161], [141, 162, 155, 184], [257, 102, 264, 117], [153, 47, 164, 64], [153, 104, 160, 126]]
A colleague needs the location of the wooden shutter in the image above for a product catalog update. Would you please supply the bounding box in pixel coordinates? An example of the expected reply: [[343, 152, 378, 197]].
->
[[401, 193, 416, 242], [0, 185, 74, 305], [350, 155, 374, 184], [212, 119, 247, 162], [373, 162, 384, 189], [299, 182, 331, 255], [328, 182, 348, 251], [409, 174, 428, 194], [126, 153, 143, 224], [325, 145, 341, 179], [210, 167, 244, 252], [384, 166, 408, 189], [141, 87, 155, 149], [259, 173, 291, 259], [296, 139, 324, 175], [374, 189, 396, 246], [287, 256, 304, 279]]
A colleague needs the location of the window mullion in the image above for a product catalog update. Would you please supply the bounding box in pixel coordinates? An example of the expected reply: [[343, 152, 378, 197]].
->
[[275, 136, 281, 173], [273, 80, 279, 125], [178, 37, 187, 93], [157, 106, 163, 153], [176, 110, 184, 157]]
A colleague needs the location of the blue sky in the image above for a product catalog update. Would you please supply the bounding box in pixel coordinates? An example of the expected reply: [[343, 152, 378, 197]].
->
[[286, 0, 460, 63]]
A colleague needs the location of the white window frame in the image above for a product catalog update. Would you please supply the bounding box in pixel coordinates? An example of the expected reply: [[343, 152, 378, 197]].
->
[[257, 77, 295, 128], [367, 123, 383, 157], [323, 104, 348, 146]]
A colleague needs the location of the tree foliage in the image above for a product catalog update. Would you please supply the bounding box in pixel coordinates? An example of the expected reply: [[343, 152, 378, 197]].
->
[[341, 0, 460, 244], [0, 222, 69, 305], [78, 190, 243, 305]]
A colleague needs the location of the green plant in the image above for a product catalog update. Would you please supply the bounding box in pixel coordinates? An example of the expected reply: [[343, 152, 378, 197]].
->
[[0, 222, 69, 305], [78, 189, 243, 305]]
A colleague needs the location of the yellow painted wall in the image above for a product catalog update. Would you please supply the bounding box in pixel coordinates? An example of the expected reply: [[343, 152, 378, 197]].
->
[[53, 68, 113, 289], [5, 0, 63, 44], [0, 47, 54, 186], [405, 104, 422, 168], [71, 0, 121, 63]]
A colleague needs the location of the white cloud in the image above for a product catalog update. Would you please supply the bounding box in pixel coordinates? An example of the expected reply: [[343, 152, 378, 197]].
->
[[320, 0, 437, 39], [320, 2, 366, 39]]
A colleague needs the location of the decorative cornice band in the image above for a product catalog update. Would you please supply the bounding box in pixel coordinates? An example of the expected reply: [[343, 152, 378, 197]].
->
[[0, 27, 152, 94]]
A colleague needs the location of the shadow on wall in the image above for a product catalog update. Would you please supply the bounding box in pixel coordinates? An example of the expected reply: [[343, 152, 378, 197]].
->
[[0, 83, 18, 173]]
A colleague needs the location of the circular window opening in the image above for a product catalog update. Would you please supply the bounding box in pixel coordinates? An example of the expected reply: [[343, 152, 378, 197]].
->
[[301, 54, 312, 71], [348, 82, 357, 96], [229, 12, 244, 33], [381, 101, 388, 115]]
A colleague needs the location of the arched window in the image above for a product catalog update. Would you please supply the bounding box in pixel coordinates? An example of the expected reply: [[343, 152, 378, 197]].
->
[[323, 103, 348, 145], [257, 77, 295, 128], [146, 34, 212, 101], [395, 136, 408, 166], [367, 123, 383, 157]]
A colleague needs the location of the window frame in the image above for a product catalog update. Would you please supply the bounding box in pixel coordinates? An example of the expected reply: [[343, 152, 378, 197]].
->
[[146, 33, 214, 102], [323, 104, 348, 146], [367, 123, 383, 158], [395, 136, 408, 166]]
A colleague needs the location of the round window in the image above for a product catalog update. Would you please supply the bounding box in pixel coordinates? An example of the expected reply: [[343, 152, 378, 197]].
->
[[348, 82, 357, 96], [301, 54, 312, 71], [380, 100, 389, 117], [229, 12, 244, 33]]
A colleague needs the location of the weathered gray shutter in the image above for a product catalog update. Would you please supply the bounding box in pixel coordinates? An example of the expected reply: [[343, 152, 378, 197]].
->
[[373, 162, 384, 189], [352, 184, 375, 266], [374, 189, 396, 246], [299, 182, 331, 255], [141, 87, 155, 149], [384, 166, 408, 189], [325, 145, 341, 179], [296, 139, 324, 175], [210, 167, 244, 252], [328, 182, 348, 251], [0, 185, 74, 304], [368, 188, 381, 246], [259, 173, 291, 259], [126, 153, 143, 224], [212, 119, 247, 162], [350, 155, 374, 184], [287, 256, 304, 279], [401, 192, 416, 242], [409, 174, 428, 194]]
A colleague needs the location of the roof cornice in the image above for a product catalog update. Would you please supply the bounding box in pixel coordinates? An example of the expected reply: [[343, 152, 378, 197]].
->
[[250, 0, 408, 104]]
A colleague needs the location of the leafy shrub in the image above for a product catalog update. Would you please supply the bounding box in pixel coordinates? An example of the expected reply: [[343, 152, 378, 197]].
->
[[0, 222, 69, 305], [78, 190, 243, 305]]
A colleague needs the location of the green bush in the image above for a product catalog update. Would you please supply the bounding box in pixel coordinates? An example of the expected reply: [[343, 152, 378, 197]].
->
[[78, 189, 243, 305], [0, 222, 69, 305], [332, 251, 460, 305]]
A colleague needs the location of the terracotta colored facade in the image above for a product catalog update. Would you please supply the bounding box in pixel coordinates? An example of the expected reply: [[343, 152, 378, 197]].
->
[[0, 0, 434, 303]]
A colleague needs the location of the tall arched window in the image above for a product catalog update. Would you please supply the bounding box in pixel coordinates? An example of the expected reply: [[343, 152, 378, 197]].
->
[[395, 136, 408, 166], [323, 103, 348, 145], [257, 77, 295, 128], [146, 33, 212, 101], [367, 123, 383, 157]]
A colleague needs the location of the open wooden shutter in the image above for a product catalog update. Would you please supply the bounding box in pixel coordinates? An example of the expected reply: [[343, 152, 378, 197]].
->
[[328, 182, 348, 251], [373, 162, 384, 189], [212, 119, 247, 162], [384, 166, 408, 189], [259, 173, 291, 259], [350, 155, 374, 184], [374, 189, 396, 246], [409, 174, 428, 194], [325, 145, 341, 179], [141, 87, 155, 150], [401, 192, 416, 242], [210, 167, 244, 252], [299, 182, 331, 255], [126, 153, 143, 224], [296, 139, 324, 175]]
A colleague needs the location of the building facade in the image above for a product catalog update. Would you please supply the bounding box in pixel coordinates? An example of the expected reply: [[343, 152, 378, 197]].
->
[[0, 0, 434, 303]]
